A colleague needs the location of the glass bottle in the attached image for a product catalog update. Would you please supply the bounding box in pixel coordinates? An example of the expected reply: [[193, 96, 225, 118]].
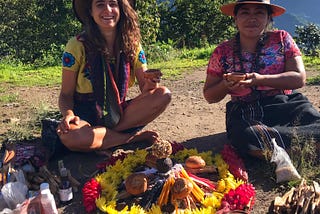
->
[[58, 167, 73, 205]]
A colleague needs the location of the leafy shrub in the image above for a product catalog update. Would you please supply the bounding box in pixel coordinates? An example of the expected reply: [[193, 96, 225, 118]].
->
[[295, 23, 320, 56], [145, 40, 178, 63]]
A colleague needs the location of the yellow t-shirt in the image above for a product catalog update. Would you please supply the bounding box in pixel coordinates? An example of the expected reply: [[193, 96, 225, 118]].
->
[[61, 36, 147, 94]]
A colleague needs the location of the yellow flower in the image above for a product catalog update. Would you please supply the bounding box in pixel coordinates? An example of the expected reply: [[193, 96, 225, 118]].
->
[[92, 148, 252, 214], [202, 193, 221, 209], [180, 206, 215, 214], [146, 204, 162, 214], [216, 179, 226, 193], [198, 151, 214, 166], [96, 197, 109, 212], [94, 149, 148, 213], [172, 149, 214, 166], [125, 204, 146, 214], [172, 148, 199, 162], [100, 183, 118, 202], [213, 154, 229, 178], [105, 201, 129, 213]]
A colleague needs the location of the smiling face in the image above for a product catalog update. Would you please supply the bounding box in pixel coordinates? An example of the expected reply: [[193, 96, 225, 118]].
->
[[91, 0, 120, 32], [234, 4, 271, 39]]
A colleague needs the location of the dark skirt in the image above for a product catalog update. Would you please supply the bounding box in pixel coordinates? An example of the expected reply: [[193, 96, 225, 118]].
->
[[74, 100, 98, 126], [74, 100, 144, 134], [226, 92, 320, 154]]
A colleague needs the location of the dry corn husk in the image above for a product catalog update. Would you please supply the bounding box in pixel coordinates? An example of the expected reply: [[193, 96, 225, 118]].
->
[[273, 178, 320, 213]]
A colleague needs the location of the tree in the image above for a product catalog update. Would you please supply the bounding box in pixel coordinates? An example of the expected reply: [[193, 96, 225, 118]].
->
[[136, 0, 160, 46], [295, 23, 320, 56], [0, 0, 80, 64], [158, 0, 235, 48], [0, 0, 236, 63]]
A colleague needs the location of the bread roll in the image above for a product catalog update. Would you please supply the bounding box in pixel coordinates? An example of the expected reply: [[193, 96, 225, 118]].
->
[[124, 173, 147, 195], [185, 156, 206, 169], [172, 178, 193, 199]]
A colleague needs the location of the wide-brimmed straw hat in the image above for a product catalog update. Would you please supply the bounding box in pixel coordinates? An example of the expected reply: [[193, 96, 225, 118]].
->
[[73, 0, 136, 23], [73, 0, 90, 23], [220, 0, 286, 17]]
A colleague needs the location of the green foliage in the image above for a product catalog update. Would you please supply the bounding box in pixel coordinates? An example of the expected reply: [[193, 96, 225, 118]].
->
[[145, 40, 178, 63], [0, 0, 80, 63], [0, 0, 236, 64], [303, 55, 320, 71], [0, 45, 214, 86], [304, 55, 320, 85], [179, 45, 215, 59], [0, 62, 61, 86], [0, 93, 19, 103], [145, 41, 215, 64], [307, 76, 320, 85], [149, 46, 211, 78], [289, 132, 320, 182], [295, 23, 320, 56], [136, 0, 160, 46], [1, 46, 319, 86], [151, 58, 207, 79], [158, 0, 235, 48], [33, 43, 65, 67]]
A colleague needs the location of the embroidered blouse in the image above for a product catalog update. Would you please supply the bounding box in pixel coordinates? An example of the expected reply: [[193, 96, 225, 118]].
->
[[61, 36, 147, 94], [207, 30, 301, 101]]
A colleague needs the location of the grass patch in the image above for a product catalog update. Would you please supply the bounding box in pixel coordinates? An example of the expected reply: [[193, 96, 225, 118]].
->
[[290, 135, 320, 183], [0, 92, 19, 103], [0, 64, 61, 86], [148, 46, 212, 79], [1, 106, 61, 143], [304, 56, 320, 71], [1, 49, 318, 86], [151, 58, 208, 79], [307, 75, 320, 85], [304, 55, 320, 84]]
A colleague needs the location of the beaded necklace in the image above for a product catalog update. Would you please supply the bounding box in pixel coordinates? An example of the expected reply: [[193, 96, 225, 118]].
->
[[232, 32, 268, 74], [102, 48, 116, 64]]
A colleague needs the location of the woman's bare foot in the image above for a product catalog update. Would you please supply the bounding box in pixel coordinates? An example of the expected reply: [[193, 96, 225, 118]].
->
[[128, 130, 159, 145], [117, 130, 160, 151], [97, 130, 159, 154]]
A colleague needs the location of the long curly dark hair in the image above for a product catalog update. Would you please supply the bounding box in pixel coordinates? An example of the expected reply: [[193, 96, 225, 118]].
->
[[81, 0, 141, 64]]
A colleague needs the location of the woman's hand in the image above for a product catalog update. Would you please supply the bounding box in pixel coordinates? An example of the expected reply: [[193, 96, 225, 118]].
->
[[143, 69, 162, 83], [237, 72, 261, 88], [223, 73, 247, 90], [143, 69, 162, 89], [238, 72, 304, 90], [137, 68, 163, 92], [57, 110, 80, 134]]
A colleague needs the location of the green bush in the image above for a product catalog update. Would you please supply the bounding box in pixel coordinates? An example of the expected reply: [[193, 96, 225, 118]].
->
[[145, 40, 178, 63], [295, 23, 320, 56]]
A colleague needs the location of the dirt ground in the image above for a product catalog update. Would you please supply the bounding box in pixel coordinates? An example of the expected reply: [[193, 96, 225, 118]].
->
[[1, 67, 320, 213]]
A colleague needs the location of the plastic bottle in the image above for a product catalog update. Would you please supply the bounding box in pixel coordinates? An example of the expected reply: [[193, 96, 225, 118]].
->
[[40, 183, 58, 214], [58, 167, 73, 205]]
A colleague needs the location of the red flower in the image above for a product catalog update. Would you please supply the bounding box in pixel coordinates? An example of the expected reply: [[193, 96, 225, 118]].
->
[[82, 178, 102, 213], [220, 183, 255, 212], [221, 144, 248, 181]]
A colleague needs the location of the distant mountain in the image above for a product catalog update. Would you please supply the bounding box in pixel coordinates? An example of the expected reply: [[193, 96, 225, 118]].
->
[[273, 0, 320, 36], [273, 13, 307, 36]]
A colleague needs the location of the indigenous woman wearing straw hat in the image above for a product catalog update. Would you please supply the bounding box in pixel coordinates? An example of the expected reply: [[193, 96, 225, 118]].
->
[[56, 0, 171, 152], [203, 0, 320, 158]]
